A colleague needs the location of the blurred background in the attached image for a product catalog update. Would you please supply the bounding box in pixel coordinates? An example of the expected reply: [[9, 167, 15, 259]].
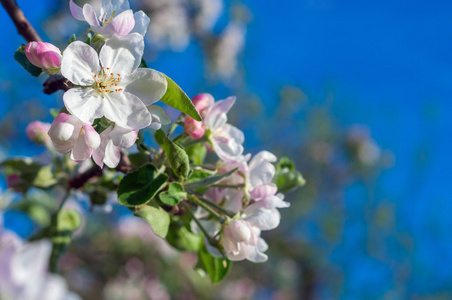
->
[[1, 0, 452, 299]]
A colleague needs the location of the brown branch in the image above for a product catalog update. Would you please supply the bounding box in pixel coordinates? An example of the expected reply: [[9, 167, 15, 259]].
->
[[43, 75, 72, 95], [1, 0, 41, 42], [69, 165, 103, 190]]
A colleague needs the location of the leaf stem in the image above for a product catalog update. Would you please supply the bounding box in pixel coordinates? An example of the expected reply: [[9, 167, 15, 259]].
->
[[182, 201, 218, 246], [198, 197, 236, 218], [188, 195, 224, 221], [58, 189, 71, 211]]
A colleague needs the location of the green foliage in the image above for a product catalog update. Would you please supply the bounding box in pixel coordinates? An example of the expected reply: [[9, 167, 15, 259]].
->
[[14, 45, 43, 77], [134, 205, 170, 238], [117, 164, 168, 207], [128, 152, 151, 168], [273, 157, 306, 192], [159, 182, 186, 206], [186, 143, 207, 165], [0, 158, 58, 193], [196, 239, 232, 283], [155, 130, 191, 178], [160, 74, 202, 121], [166, 223, 201, 252], [49, 209, 82, 272], [68, 33, 76, 45], [138, 58, 148, 68], [184, 168, 238, 190]]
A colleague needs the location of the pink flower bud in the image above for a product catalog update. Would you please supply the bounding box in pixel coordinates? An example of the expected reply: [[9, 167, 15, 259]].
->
[[184, 117, 205, 139], [25, 41, 62, 72], [25, 121, 51, 145], [191, 93, 214, 117], [7, 174, 21, 188]]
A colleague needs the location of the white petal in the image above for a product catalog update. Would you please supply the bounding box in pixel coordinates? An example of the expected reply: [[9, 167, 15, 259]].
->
[[82, 4, 102, 32], [246, 238, 268, 263], [63, 88, 104, 125], [212, 135, 244, 163], [93, 126, 112, 168], [101, 10, 135, 37], [124, 69, 167, 105], [70, 131, 93, 162], [250, 183, 277, 201], [243, 202, 280, 231], [69, 0, 85, 21], [102, 91, 151, 130], [132, 11, 150, 36], [100, 33, 144, 76], [249, 161, 276, 189], [61, 41, 100, 86], [83, 124, 101, 149], [103, 140, 122, 168], [109, 125, 138, 148], [11, 240, 52, 285], [205, 96, 236, 130], [101, 0, 130, 16], [222, 124, 244, 144], [249, 151, 277, 169]]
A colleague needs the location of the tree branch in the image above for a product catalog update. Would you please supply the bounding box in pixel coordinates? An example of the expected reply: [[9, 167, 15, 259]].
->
[[43, 75, 72, 95], [1, 0, 41, 42]]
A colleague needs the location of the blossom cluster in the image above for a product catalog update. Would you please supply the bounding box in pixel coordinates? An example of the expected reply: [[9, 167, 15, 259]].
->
[[184, 93, 290, 262], [25, 0, 169, 168]]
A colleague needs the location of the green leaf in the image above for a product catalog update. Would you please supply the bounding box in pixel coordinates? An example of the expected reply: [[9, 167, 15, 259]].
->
[[166, 224, 201, 252], [117, 164, 168, 207], [138, 58, 148, 68], [159, 182, 186, 206], [0, 158, 57, 192], [185, 143, 207, 165], [128, 152, 150, 168], [273, 157, 305, 192], [56, 209, 82, 231], [50, 107, 69, 118], [14, 45, 43, 77], [68, 33, 76, 45], [134, 205, 170, 238], [155, 130, 191, 179], [276, 157, 295, 171], [160, 74, 201, 121], [196, 239, 231, 283], [184, 168, 238, 190]]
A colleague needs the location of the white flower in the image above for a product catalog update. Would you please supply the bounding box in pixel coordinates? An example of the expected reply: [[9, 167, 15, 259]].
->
[[61, 34, 167, 130], [48, 113, 101, 162], [0, 232, 81, 300], [204, 96, 245, 163], [69, 0, 150, 37], [93, 124, 137, 168]]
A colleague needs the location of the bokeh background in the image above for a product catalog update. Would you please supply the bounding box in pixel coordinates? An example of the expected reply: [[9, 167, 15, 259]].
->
[[1, 0, 452, 299]]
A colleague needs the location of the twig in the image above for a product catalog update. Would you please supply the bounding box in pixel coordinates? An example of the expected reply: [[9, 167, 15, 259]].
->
[[68, 165, 103, 190], [43, 75, 72, 95], [1, 0, 41, 42]]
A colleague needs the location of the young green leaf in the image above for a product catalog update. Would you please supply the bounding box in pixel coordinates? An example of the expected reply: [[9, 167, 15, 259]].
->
[[117, 164, 168, 207], [160, 74, 202, 121], [155, 130, 191, 178], [14, 45, 43, 77], [68, 34, 76, 45], [273, 157, 305, 192], [159, 182, 186, 206], [184, 168, 238, 190], [166, 224, 201, 252], [134, 205, 170, 238], [196, 239, 231, 283]]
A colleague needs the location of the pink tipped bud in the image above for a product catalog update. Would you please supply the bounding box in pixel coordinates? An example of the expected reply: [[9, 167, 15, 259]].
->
[[25, 41, 62, 72], [26, 121, 51, 145], [184, 117, 205, 139], [7, 174, 21, 188], [192, 93, 214, 117]]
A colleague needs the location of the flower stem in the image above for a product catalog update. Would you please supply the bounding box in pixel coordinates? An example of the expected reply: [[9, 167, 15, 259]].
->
[[188, 195, 224, 221], [198, 197, 236, 218], [58, 189, 72, 211], [182, 201, 217, 246]]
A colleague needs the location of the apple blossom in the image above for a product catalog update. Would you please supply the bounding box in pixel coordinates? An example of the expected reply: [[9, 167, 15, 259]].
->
[[48, 113, 101, 162], [203, 96, 245, 163], [93, 124, 138, 168], [60, 34, 167, 130], [26, 120, 51, 145], [69, 0, 150, 37], [184, 93, 214, 139], [25, 41, 62, 74]]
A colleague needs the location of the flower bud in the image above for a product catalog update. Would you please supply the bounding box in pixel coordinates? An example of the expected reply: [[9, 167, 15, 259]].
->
[[192, 93, 214, 117], [25, 42, 62, 73], [6, 174, 21, 188], [25, 121, 51, 145], [184, 117, 205, 139]]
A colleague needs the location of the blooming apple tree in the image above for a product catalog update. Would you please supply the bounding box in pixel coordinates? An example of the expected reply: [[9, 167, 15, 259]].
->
[[0, 0, 305, 293]]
